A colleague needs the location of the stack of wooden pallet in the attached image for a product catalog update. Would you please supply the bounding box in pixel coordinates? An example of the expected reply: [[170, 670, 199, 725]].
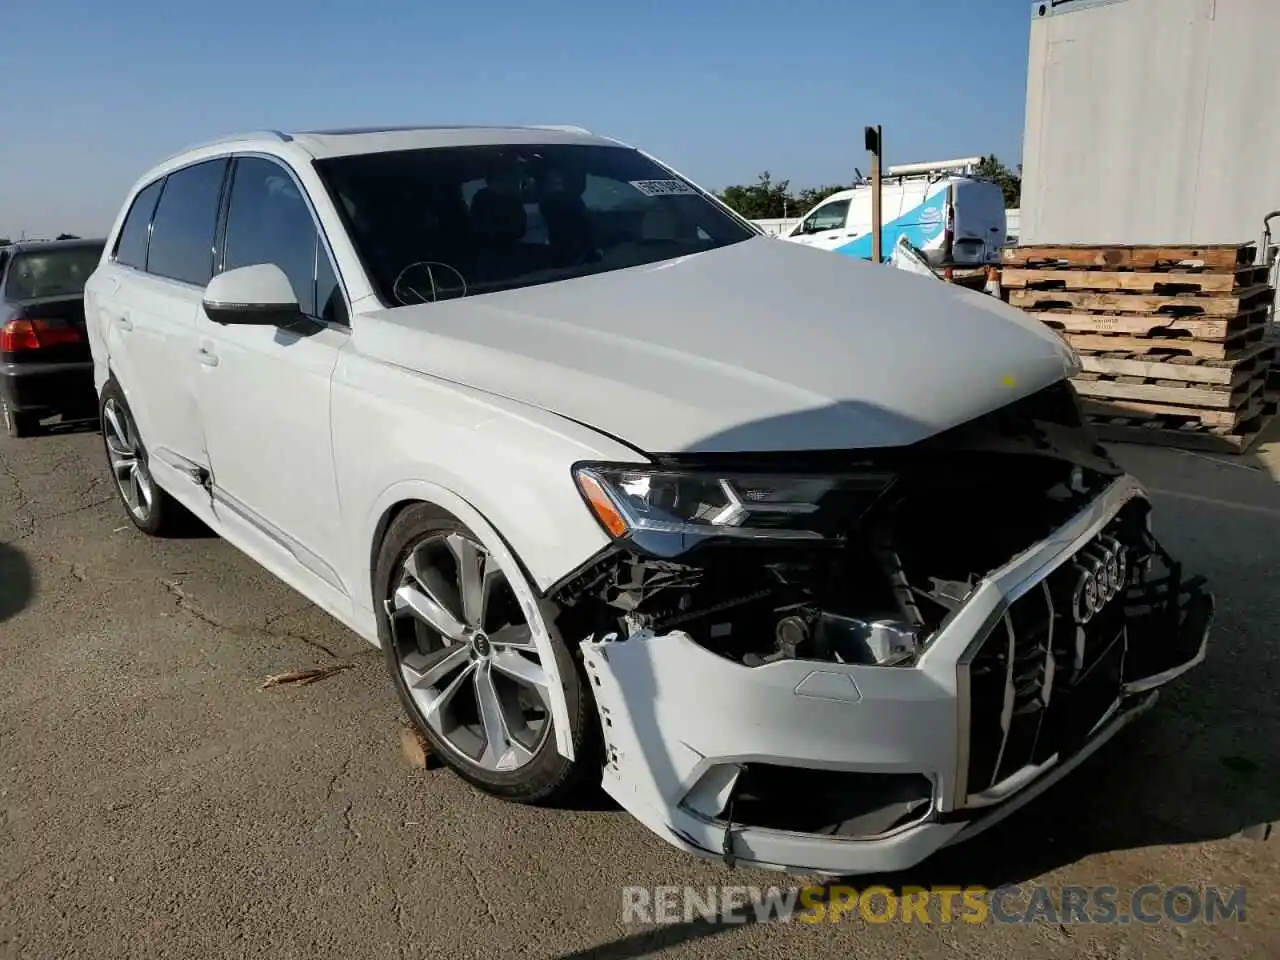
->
[[1002, 242, 1278, 453]]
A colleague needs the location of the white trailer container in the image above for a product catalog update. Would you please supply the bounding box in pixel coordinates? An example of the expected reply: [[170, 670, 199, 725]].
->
[[1020, 0, 1280, 247]]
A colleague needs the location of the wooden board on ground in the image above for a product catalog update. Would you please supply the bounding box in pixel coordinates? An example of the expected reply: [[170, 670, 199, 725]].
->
[[1010, 284, 1273, 317], [1004, 243, 1256, 272], [1075, 342, 1274, 386], [1002, 264, 1269, 294], [1036, 306, 1268, 340]]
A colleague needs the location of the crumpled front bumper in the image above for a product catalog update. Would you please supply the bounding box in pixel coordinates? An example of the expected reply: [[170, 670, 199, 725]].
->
[[580, 474, 1212, 876]]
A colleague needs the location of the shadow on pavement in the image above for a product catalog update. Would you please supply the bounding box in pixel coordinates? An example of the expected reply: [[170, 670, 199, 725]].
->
[[0, 541, 34, 622], [554, 916, 758, 960], [41, 414, 101, 437]]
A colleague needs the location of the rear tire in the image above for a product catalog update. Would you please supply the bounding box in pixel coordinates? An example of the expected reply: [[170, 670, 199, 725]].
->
[[376, 503, 600, 805], [100, 380, 180, 536], [1, 398, 38, 438]]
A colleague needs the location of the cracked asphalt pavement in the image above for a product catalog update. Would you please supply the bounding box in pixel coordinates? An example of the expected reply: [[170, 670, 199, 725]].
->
[[2, 420, 1278, 959]]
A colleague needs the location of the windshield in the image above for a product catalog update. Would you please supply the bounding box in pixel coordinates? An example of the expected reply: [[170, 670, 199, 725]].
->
[[4, 245, 104, 300], [315, 144, 754, 305]]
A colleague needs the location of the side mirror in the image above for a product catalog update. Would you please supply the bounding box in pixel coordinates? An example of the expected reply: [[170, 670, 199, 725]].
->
[[203, 264, 300, 326]]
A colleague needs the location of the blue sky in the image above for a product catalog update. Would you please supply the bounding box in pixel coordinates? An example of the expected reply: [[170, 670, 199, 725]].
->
[[0, 0, 1036, 238]]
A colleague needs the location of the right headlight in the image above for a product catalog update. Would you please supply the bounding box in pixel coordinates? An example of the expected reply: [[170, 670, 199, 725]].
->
[[573, 463, 895, 557]]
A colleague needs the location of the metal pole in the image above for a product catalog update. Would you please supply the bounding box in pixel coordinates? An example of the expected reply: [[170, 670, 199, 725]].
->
[[866, 125, 883, 263]]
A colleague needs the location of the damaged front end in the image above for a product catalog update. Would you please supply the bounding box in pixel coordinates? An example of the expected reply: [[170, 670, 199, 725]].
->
[[551, 380, 1213, 875]]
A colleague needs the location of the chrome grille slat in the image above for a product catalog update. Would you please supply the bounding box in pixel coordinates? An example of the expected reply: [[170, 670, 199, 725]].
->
[[961, 513, 1136, 801]]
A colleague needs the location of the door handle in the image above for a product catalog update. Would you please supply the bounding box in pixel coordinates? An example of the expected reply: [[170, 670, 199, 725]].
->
[[197, 347, 219, 368]]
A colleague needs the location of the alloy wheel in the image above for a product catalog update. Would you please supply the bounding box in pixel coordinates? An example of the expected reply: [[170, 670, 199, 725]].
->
[[103, 397, 155, 521], [388, 532, 551, 772]]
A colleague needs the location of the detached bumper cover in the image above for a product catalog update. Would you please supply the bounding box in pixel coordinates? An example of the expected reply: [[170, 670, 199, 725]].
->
[[581, 475, 1211, 875]]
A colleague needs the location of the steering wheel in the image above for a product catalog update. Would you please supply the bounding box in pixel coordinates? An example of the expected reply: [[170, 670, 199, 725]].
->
[[392, 261, 468, 305]]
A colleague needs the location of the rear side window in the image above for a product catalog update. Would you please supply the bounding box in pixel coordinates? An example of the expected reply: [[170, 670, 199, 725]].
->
[[114, 180, 164, 269], [147, 159, 229, 285]]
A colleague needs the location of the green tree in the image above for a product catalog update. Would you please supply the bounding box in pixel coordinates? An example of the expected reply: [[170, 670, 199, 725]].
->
[[719, 171, 794, 219], [794, 184, 849, 212], [974, 155, 1021, 208]]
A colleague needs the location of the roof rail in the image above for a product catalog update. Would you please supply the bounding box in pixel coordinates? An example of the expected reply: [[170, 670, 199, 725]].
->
[[198, 129, 293, 147], [155, 130, 293, 168]]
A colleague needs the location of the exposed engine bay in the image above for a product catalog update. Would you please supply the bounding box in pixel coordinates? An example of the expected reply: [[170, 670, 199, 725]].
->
[[561, 378, 1212, 871], [552, 379, 1133, 668]]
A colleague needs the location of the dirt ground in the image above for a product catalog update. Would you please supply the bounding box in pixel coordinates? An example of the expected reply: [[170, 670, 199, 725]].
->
[[1, 420, 1277, 959]]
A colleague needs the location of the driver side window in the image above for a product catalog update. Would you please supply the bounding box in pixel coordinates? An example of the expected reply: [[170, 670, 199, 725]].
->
[[221, 157, 346, 324], [801, 198, 850, 234]]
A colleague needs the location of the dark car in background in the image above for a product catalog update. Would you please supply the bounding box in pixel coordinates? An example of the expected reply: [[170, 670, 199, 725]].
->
[[0, 238, 105, 437]]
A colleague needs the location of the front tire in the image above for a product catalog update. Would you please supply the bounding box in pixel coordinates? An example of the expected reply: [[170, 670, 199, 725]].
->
[[376, 503, 598, 804], [100, 380, 179, 535]]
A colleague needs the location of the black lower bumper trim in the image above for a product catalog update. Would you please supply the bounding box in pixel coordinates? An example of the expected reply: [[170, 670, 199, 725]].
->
[[0, 361, 95, 416]]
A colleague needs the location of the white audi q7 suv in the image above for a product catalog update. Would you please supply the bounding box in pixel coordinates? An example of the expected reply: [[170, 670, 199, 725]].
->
[[84, 125, 1212, 876]]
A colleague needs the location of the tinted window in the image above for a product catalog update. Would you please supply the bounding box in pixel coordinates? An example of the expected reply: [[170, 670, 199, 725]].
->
[[4, 244, 105, 299], [147, 159, 228, 285], [316, 144, 752, 305], [222, 157, 340, 320], [114, 180, 163, 269]]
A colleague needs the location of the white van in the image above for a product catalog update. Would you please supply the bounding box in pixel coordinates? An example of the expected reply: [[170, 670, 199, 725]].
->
[[781, 158, 1007, 266]]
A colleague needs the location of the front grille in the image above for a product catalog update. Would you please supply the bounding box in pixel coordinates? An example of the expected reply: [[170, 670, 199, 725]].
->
[[961, 502, 1146, 800]]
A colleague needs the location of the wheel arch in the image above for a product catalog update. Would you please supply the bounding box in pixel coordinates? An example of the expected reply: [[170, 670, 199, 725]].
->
[[363, 478, 580, 762]]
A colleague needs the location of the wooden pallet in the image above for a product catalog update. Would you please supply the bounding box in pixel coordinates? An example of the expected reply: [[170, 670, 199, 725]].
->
[[1075, 341, 1274, 386], [1072, 365, 1264, 412], [1088, 397, 1278, 454], [1002, 263, 1271, 294], [1036, 305, 1270, 341], [1079, 376, 1269, 429], [1062, 326, 1267, 361], [1004, 243, 1257, 272], [1010, 284, 1274, 317]]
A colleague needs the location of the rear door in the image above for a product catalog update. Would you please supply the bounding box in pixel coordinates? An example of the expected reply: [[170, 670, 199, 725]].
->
[[91, 160, 229, 487], [951, 179, 1007, 265]]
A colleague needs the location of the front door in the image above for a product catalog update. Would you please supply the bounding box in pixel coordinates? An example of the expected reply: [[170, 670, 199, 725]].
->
[[787, 197, 854, 251], [194, 155, 352, 598]]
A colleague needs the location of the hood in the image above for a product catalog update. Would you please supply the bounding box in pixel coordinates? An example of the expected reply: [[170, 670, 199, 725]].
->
[[353, 238, 1075, 453]]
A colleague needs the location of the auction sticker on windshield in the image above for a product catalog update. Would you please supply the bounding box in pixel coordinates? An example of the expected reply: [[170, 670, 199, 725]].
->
[[630, 179, 698, 197]]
